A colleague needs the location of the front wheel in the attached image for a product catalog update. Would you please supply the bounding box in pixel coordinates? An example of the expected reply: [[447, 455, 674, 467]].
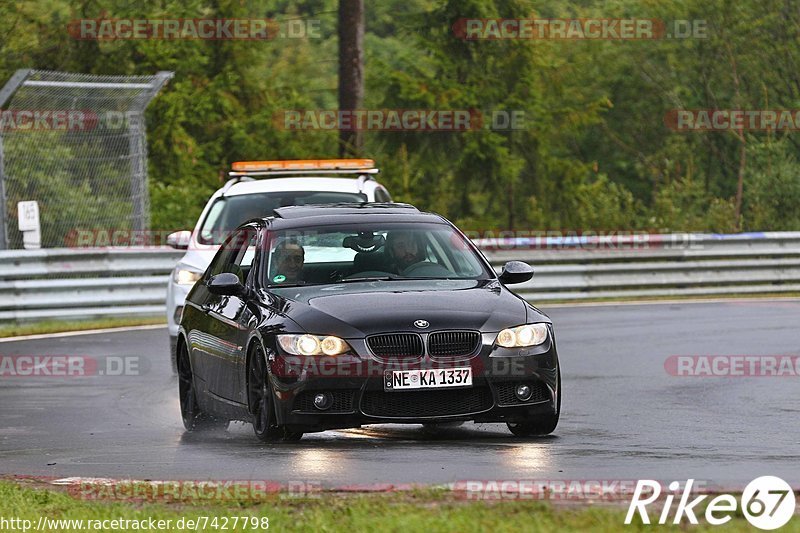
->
[[507, 371, 561, 437], [507, 413, 559, 437], [178, 341, 228, 432], [248, 344, 303, 442]]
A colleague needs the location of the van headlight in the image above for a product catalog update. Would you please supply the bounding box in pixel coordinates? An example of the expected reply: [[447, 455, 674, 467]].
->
[[173, 267, 202, 285], [496, 324, 548, 348]]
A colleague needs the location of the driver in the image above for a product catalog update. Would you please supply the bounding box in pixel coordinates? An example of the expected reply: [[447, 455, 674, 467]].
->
[[271, 239, 305, 283], [386, 231, 426, 273]]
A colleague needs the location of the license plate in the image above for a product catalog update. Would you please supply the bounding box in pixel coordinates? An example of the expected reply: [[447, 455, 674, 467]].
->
[[384, 368, 472, 390]]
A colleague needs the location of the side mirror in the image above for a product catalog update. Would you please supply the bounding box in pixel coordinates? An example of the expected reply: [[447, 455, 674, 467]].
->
[[207, 273, 246, 296], [498, 261, 534, 285], [166, 230, 191, 250]]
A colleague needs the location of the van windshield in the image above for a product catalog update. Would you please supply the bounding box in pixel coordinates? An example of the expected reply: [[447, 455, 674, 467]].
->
[[198, 191, 366, 244]]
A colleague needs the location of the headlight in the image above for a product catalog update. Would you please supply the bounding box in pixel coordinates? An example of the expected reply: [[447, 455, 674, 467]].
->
[[173, 268, 202, 285], [496, 324, 548, 348], [277, 334, 352, 356]]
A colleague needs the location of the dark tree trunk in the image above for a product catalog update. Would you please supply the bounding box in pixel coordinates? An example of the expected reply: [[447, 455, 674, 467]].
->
[[338, 0, 365, 157]]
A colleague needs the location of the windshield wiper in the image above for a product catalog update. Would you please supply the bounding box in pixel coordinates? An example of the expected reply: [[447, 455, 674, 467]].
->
[[395, 276, 456, 280], [339, 276, 467, 283], [267, 281, 309, 288]]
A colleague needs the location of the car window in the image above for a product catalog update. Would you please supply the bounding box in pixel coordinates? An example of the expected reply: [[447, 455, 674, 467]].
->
[[198, 191, 368, 244], [374, 187, 391, 202], [208, 228, 257, 284], [264, 223, 490, 287]]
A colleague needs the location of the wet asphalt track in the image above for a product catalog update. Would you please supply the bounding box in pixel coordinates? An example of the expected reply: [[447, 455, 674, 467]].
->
[[1, 299, 798, 488]]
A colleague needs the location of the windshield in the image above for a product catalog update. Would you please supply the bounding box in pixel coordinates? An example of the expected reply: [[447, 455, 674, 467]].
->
[[264, 223, 492, 287], [198, 191, 367, 244]]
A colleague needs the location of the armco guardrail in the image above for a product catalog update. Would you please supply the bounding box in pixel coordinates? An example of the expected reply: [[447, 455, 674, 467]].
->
[[1, 232, 799, 322], [0, 248, 183, 321], [478, 231, 800, 300]]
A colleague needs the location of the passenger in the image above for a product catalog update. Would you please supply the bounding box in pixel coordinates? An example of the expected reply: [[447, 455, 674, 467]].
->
[[271, 239, 305, 283]]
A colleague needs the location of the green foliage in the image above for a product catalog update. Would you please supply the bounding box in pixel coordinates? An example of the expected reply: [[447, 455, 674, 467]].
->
[[2, 0, 800, 234], [571, 175, 640, 231], [653, 177, 738, 232], [744, 139, 800, 230]]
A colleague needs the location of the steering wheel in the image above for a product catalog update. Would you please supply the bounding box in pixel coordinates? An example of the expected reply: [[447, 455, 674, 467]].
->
[[400, 261, 453, 277]]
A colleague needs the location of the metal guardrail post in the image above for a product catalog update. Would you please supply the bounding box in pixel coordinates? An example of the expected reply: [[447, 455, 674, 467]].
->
[[0, 136, 8, 251], [0, 69, 174, 248], [129, 71, 173, 232]]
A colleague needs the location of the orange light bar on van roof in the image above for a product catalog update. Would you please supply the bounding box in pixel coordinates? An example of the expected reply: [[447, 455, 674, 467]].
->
[[231, 159, 375, 172]]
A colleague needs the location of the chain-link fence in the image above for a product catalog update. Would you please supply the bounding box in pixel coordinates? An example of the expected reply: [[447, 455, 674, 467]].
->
[[0, 69, 172, 250]]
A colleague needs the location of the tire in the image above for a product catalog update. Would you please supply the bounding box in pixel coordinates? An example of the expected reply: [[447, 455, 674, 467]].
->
[[178, 340, 228, 432], [170, 336, 178, 374], [506, 370, 561, 437], [248, 344, 303, 442]]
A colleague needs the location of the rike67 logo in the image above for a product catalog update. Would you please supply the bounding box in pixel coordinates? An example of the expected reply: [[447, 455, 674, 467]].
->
[[625, 476, 796, 529]]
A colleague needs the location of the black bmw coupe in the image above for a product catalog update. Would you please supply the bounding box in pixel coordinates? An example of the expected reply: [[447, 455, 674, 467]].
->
[[178, 203, 561, 441]]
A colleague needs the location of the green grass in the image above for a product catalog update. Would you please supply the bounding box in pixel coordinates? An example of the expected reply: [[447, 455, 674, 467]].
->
[[0, 480, 792, 532], [0, 317, 165, 339]]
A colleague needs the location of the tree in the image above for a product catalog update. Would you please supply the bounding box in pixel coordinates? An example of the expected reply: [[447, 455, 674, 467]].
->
[[338, 0, 364, 156]]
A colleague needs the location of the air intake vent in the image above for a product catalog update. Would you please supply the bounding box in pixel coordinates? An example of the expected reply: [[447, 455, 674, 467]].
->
[[361, 387, 493, 418], [367, 333, 424, 359], [494, 381, 550, 406], [428, 331, 481, 358]]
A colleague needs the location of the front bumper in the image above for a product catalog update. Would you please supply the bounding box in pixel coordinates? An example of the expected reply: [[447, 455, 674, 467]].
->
[[266, 335, 559, 432], [166, 280, 191, 338]]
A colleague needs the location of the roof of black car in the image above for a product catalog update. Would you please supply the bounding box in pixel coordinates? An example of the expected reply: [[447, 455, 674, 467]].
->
[[265, 202, 445, 228]]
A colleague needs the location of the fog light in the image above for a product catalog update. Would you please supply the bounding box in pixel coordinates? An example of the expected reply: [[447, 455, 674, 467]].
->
[[313, 392, 333, 411], [515, 384, 532, 401]]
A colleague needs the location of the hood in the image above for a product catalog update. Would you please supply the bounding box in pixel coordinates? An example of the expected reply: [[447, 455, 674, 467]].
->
[[269, 279, 540, 338], [178, 247, 220, 273]]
